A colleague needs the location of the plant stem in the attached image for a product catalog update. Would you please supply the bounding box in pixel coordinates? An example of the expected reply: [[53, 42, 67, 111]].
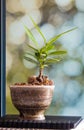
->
[[39, 67, 43, 79]]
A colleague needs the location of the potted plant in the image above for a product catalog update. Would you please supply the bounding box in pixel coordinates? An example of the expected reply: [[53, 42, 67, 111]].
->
[[10, 17, 76, 120]]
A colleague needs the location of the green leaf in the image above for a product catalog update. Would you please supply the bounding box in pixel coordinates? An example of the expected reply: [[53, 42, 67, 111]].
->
[[24, 25, 38, 47], [29, 16, 46, 44], [25, 52, 37, 59], [27, 44, 38, 52], [24, 56, 38, 64], [45, 58, 61, 64], [46, 27, 77, 47], [23, 17, 77, 74], [48, 50, 67, 56], [43, 64, 48, 67], [41, 44, 55, 53]]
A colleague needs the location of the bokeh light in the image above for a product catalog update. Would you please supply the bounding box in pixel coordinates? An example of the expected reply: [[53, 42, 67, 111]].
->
[[58, 25, 83, 50], [75, 0, 84, 12], [73, 12, 84, 31], [63, 60, 83, 76]]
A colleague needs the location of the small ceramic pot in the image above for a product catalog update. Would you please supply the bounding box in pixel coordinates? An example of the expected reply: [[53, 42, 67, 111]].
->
[[10, 84, 54, 120]]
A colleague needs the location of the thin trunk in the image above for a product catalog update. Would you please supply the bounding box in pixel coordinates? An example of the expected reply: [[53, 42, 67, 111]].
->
[[39, 67, 43, 79]]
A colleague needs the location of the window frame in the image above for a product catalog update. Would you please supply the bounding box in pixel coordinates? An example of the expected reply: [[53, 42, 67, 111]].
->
[[1, 0, 6, 117]]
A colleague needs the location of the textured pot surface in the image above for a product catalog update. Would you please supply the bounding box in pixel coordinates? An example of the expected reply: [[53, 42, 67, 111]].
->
[[10, 85, 55, 120]]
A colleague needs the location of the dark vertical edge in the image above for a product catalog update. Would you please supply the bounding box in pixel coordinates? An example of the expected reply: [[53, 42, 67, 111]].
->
[[1, 0, 6, 116], [0, 0, 1, 117]]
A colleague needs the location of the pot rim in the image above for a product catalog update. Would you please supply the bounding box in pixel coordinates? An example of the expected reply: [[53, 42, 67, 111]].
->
[[10, 84, 55, 88]]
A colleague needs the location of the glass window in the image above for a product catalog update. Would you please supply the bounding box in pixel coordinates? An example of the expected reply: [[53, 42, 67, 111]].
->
[[6, 0, 84, 117]]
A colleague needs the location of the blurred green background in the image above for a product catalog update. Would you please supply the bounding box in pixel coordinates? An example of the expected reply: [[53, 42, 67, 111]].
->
[[6, 0, 84, 117]]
